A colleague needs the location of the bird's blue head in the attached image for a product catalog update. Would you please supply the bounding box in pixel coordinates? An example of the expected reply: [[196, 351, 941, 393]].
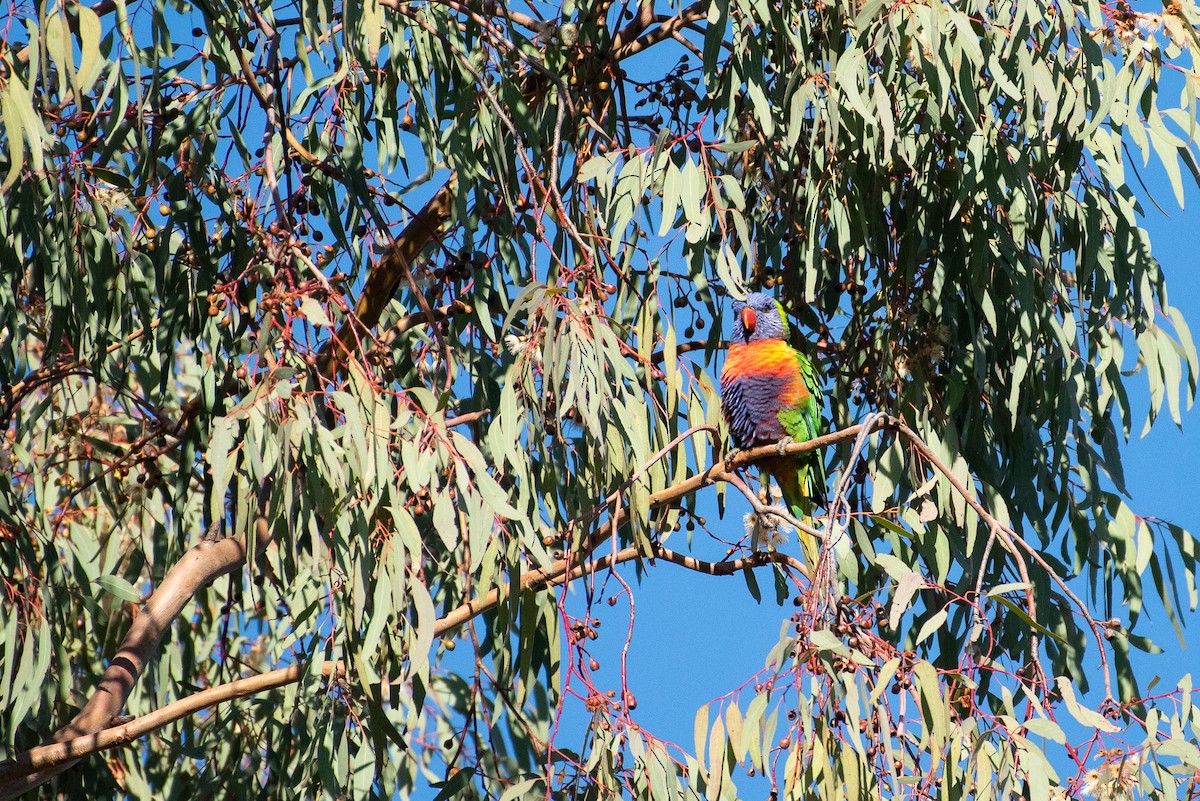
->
[[730, 292, 788, 343]]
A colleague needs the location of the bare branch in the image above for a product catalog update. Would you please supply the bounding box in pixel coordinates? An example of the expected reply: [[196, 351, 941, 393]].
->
[[650, 339, 727, 364], [379, 300, 473, 347], [613, 2, 708, 60], [0, 516, 274, 798], [5, 414, 1083, 792], [446, 409, 491, 428], [610, 0, 659, 54], [0, 541, 804, 782], [315, 179, 458, 379]]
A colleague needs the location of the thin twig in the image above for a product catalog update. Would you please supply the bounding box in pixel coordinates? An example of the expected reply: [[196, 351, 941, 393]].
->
[[969, 523, 1002, 647], [379, 300, 473, 347], [810, 412, 888, 615], [446, 409, 491, 428], [892, 420, 1104, 699]]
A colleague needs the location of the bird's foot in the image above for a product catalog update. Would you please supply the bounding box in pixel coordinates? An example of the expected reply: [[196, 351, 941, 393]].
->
[[775, 436, 795, 455]]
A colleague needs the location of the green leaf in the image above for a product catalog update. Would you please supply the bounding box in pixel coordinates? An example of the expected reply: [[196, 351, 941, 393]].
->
[[1054, 676, 1119, 733], [914, 607, 948, 645], [706, 716, 726, 799], [889, 568, 925, 630], [206, 417, 237, 525], [810, 629, 850, 657], [694, 703, 709, 763], [431, 490, 458, 550], [991, 596, 1068, 645], [75, 6, 104, 90], [430, 768, 474, 801], [297, 296, 332, 327], [1023, 717, 1066, 744], [725, 702, 744, 762], [94, 575, 142, 603]]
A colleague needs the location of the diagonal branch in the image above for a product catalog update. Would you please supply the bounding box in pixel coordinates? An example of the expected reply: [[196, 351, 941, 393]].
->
[[0, 423, 871, 792], [0, 541, 802, 784], [891, 419, 1110, 700], [315, 179, 458, 380], [0, 515, 274, 800], [612, 2, 708, 60]]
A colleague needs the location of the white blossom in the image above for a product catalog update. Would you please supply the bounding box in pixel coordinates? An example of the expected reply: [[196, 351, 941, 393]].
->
[[743, 509, 795, 550], [1080, 750, 1140, 801]]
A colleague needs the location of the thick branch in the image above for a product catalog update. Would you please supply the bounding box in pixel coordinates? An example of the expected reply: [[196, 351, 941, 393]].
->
[[3, 419, 898, 791], [0, 517, 273, 799], [610, 0, 659, 54], [315, 178, 457, 379], [0, 665, 306, 786], [613, 2, 708, 60], [0, 541, 803, 781]]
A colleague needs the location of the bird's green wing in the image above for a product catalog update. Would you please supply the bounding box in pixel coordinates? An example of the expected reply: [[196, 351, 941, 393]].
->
[[769, 348, 825, 566], [776, 349, 822, 443], [776, 348, 826, 500]]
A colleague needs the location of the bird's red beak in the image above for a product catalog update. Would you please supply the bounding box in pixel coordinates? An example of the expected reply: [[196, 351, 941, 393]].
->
[[741, 306, 757, 332]]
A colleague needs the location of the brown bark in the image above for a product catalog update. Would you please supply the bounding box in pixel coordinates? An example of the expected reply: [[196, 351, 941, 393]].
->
[[0, 518, 273, 799], [315, 179, 458, 379]]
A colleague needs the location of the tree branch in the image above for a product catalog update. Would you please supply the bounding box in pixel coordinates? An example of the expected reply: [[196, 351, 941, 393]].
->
[[2, 422, 883, 791], [7, 414, 1075, 793], [613, 2, 708, 60], [0, 540, 804, 783], [446, 409, 491, 428], [379, 300, 473, 348], [649, 339, 727, 364], [610, 0, 659, 54], [315, 178, 458, 380], [890, 420, 1108, 699], [0, 516, 274, 799]]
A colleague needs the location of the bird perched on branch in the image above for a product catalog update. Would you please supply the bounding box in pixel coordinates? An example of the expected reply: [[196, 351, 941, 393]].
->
[[720, 292, 826, 564]]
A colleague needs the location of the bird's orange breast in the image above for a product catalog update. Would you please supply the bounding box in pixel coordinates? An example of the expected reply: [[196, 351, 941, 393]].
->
[[722, 340, 810, 406]]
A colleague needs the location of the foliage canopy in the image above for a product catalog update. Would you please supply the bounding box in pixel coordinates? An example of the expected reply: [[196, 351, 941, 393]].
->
[[3, 0, 1200, 797]]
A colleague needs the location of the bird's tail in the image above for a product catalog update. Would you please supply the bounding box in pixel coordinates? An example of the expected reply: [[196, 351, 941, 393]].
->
[[771, 456, 826, 569]]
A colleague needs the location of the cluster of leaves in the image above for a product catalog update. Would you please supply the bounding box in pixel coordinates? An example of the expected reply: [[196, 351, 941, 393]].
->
[[3, 0, 1200, 798]]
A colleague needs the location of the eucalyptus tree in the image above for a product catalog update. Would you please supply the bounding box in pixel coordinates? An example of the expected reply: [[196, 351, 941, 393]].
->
[[3, 0, 1200, 798]]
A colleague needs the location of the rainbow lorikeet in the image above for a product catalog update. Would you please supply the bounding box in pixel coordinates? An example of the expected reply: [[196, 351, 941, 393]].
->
[[720, 292, 826, 562]]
